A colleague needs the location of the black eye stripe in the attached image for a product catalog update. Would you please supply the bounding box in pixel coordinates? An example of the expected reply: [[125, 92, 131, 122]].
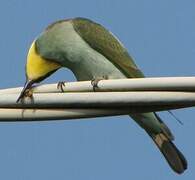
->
[[34, 68, 59, 83]]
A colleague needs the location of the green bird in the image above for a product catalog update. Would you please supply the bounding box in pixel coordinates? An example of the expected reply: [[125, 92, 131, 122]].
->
[[17, 17, 187, 174]]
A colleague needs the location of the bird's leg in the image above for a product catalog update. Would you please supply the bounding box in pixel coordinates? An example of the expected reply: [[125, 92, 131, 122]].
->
[[91, 75, 108, 92], [57, 81, 66, 92]]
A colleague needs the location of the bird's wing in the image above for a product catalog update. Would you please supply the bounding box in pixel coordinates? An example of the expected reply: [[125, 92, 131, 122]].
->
[[72, 17, 144, 78]]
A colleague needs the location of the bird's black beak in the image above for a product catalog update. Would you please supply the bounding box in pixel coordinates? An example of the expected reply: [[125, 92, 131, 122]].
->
[[16, 80, 34, 103]]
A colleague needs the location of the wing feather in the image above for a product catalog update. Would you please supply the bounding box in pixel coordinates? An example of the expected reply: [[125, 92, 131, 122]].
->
[[72, 17, 144, 78]]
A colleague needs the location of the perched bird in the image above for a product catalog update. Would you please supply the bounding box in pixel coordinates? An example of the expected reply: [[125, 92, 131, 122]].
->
[[17, 17, 187, 174]]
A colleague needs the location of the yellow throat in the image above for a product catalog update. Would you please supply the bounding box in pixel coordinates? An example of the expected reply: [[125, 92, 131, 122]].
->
[[26, 41, 61, 81]]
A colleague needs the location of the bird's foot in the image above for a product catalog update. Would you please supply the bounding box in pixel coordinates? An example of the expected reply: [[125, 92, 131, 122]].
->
[[18, 88, 34, 103], [91, 76, 108, 92], [57, 81, 66, 92]]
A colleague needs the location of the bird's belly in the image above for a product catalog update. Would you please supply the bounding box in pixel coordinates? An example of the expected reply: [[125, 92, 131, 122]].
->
[[65, 42, 126, 81], [65, 44, 126, 81], [71, 51, 127, 81]]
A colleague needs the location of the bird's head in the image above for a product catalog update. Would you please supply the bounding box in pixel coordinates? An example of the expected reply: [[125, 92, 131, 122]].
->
[[17, 30, 63, 102]]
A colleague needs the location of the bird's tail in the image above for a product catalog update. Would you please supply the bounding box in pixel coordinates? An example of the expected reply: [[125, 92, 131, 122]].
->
[[147, 113, 187, 174], [130, 113, 187, 174], [147, 131, 187, 174]]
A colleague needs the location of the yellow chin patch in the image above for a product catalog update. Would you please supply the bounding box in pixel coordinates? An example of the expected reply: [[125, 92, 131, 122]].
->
[[26, 41, 61, 81]]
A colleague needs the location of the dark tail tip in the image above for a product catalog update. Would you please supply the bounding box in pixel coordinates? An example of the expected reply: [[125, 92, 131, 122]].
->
[[161, 140, 187, 174]]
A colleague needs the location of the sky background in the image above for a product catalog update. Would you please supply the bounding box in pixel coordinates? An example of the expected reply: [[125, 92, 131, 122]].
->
[[0, 0, 194, 179]]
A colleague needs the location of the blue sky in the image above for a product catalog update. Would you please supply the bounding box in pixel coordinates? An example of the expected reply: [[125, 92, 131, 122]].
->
[[0, 0, 194, 179]]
